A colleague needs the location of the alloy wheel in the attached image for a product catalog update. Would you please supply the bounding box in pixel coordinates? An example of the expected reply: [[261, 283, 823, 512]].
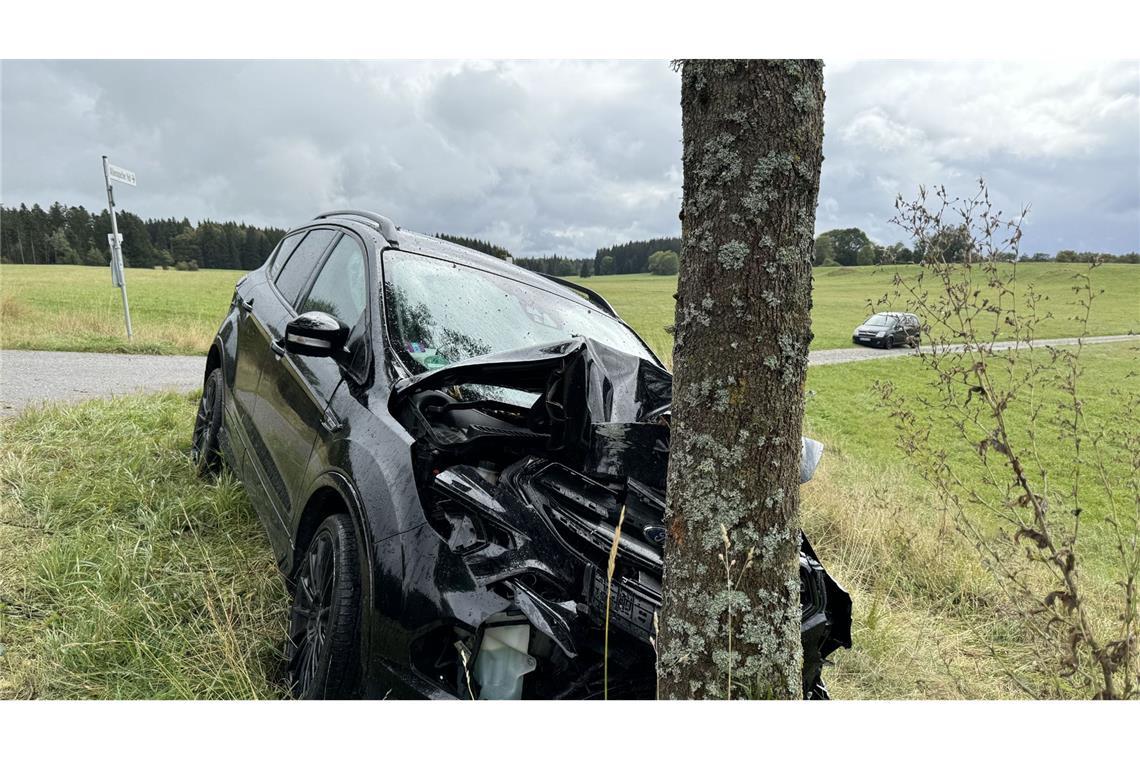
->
[[288, 531, 336, 696]]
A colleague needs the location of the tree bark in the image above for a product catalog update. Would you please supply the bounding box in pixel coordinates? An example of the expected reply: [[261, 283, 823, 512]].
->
[[657, 60, 824, 699]]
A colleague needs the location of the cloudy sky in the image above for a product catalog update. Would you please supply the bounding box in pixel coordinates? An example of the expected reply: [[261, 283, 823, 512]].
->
[[2, 59, 1137, 257]]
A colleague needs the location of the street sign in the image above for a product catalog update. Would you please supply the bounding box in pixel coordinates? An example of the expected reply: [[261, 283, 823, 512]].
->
[[108, 163, 136, 186], [107, 233, 124, 286], [102, 155, 134, 339]]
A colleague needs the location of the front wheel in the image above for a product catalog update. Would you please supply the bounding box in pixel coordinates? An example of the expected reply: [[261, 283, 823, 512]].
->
[[191, 368, 224, 477], [884, 335, 895, 350], [286, 513, 362, 699]]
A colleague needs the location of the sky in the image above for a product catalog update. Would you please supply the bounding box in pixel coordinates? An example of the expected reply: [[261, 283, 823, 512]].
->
[[2, 59, 1137, 258]]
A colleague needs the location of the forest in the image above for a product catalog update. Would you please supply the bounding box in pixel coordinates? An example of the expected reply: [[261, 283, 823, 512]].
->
[[3, 203, 1134, 275], [0, 203, 287, 271]]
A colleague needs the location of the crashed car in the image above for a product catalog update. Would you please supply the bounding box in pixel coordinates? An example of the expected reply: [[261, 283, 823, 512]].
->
[[191, 209, 852, 700]]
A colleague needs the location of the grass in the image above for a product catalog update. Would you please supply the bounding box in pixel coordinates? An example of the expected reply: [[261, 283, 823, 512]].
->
[[0, 392, 288, 698], [3, 262, 1135, 359], [1, 260, 1135, 698], [0, 265, 243, 355], [570, 263, 1140, 359], [801, 341, 1138, 698], [4, 346, 1133, 698]]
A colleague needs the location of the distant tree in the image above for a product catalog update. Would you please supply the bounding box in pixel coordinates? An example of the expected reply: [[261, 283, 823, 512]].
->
[[914, 223, 975, 263], [171, 229, 200, 266], [814, 228, 873, 267], [595, 237, 681, 274], [812, 233, 835, 265], [579, 260, 593, 278], [47, 229, 79, 265], [879, 241, 916, 264], [598, 255, 615, 276], [81, 244, 107, 266], [647, 249, 680, 275]]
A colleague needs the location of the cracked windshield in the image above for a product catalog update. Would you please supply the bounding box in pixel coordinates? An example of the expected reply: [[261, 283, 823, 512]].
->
[[382, 248, 654, 374]]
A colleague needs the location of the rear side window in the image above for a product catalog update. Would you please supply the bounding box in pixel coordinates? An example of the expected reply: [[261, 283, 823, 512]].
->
[[274, 229, 336, 306], [301, 235, 368, 328], [268, 233, 304, 278]]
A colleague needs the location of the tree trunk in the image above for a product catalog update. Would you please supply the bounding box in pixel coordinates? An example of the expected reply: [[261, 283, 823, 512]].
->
[[657, 60, 824, 699]]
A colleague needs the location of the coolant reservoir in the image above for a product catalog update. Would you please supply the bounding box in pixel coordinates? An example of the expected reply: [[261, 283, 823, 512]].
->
[[473, 623, 536, 700]]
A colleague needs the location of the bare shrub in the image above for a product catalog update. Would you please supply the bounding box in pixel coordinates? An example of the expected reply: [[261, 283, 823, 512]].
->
[[874, 179, 1138, 699]]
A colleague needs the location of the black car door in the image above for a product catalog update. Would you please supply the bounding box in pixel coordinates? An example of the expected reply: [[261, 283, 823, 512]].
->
[[240, 228, 338, 552], [250, 230, 370, 551], [232, 233, 304, 441]]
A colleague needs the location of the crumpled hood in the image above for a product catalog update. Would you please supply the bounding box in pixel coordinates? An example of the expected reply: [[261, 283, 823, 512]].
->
[[393, 336, 823, 483], [393, 337, 673, 451]]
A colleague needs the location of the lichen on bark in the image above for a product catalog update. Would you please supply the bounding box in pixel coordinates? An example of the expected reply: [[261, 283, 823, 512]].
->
[[657, 59, 824, 700]]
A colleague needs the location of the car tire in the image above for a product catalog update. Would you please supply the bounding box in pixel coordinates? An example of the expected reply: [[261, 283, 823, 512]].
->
[[191, 368, 224, 477], [286, 513, 361, 699]]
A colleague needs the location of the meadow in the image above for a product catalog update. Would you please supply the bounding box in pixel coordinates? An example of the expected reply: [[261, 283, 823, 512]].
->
[[1, 262, 1136, 357], [1, 265, 242, 355], [569, 264, 1140, 359], [1, 259, 1137, 698], [4, 344, 1134, 698]]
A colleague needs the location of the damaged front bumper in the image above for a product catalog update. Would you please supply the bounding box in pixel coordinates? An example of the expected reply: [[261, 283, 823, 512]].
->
[[390, 337, 852, 699]]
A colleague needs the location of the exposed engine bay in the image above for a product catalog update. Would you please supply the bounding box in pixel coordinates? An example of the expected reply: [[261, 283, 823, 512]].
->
[[390, 337, 852, 699]]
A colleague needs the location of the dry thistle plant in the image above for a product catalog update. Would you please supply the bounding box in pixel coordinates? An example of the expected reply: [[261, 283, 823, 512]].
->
[[873, 179, 1138, 699]]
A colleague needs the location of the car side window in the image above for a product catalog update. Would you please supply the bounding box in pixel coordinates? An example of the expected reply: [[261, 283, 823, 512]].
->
[[274, 229, 336, 307], [268, 233, 304, 279], [301, 235, 368, 328]]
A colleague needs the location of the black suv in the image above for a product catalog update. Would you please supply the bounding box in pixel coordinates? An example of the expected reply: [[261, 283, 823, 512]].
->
[[851, 311, 921, 349], [191, 210, 851, 700]]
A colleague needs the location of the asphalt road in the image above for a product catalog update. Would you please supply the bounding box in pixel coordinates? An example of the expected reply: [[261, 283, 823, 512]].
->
[[1, 334, 1136, 417], [0, 350, 204, 417]]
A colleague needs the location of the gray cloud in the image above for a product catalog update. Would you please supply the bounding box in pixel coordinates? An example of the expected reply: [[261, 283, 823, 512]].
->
[[2, 59, 1137, 256]]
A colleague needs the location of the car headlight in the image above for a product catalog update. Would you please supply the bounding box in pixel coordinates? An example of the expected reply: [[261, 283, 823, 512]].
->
[[800, 437, 824, 484], [875, 330, 886, 338]]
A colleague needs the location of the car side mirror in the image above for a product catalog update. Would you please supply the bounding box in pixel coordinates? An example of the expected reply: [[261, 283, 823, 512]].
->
[[284, 311, 348, 358]]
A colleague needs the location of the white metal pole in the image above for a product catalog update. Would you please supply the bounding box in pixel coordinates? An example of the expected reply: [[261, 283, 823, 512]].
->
[[102, 155, 133, 339]]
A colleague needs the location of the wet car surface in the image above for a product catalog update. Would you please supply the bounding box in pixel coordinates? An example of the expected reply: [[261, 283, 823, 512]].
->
[[191, 210, 852, 700]]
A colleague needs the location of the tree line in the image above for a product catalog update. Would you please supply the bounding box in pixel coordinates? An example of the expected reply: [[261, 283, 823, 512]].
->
[[1, 202, 287, 271], [511, 227, 1136, 277], [6, 202, 1133, 274]]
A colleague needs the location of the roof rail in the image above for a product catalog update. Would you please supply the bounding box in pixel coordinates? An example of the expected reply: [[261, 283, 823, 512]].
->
[[313, 209, 400, 245], [540, 274, 619, 318]]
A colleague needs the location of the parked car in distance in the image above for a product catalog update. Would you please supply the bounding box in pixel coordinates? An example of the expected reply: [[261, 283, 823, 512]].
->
[[851, 311, 921, 349], [190, 209, 852, 700]]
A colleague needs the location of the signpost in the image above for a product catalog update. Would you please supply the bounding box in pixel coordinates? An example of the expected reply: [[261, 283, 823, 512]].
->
[[102, 156, 134, 339]]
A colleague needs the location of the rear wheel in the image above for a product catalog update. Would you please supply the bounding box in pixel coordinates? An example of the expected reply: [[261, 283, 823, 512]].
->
[[191, 368, 224, 477], [286, 513, 361, 699]]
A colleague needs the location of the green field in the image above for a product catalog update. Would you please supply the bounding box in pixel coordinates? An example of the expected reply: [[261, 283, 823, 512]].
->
[[3, 344, 1135, 698], [570, 264, 1140, 359], [802, 342, 1138, 697], [1, 259, 1137, 698], [2, 262, 1136, 358], [1, 265, 242, 355]]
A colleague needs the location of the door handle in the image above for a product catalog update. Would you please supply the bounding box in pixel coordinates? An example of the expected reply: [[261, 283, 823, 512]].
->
[[271, 338, 286, 357], [236, 294, 255, 313]]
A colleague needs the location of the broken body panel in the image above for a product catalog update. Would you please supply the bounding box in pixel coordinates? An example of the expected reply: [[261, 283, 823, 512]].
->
[[387, 337, 852, 699]]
